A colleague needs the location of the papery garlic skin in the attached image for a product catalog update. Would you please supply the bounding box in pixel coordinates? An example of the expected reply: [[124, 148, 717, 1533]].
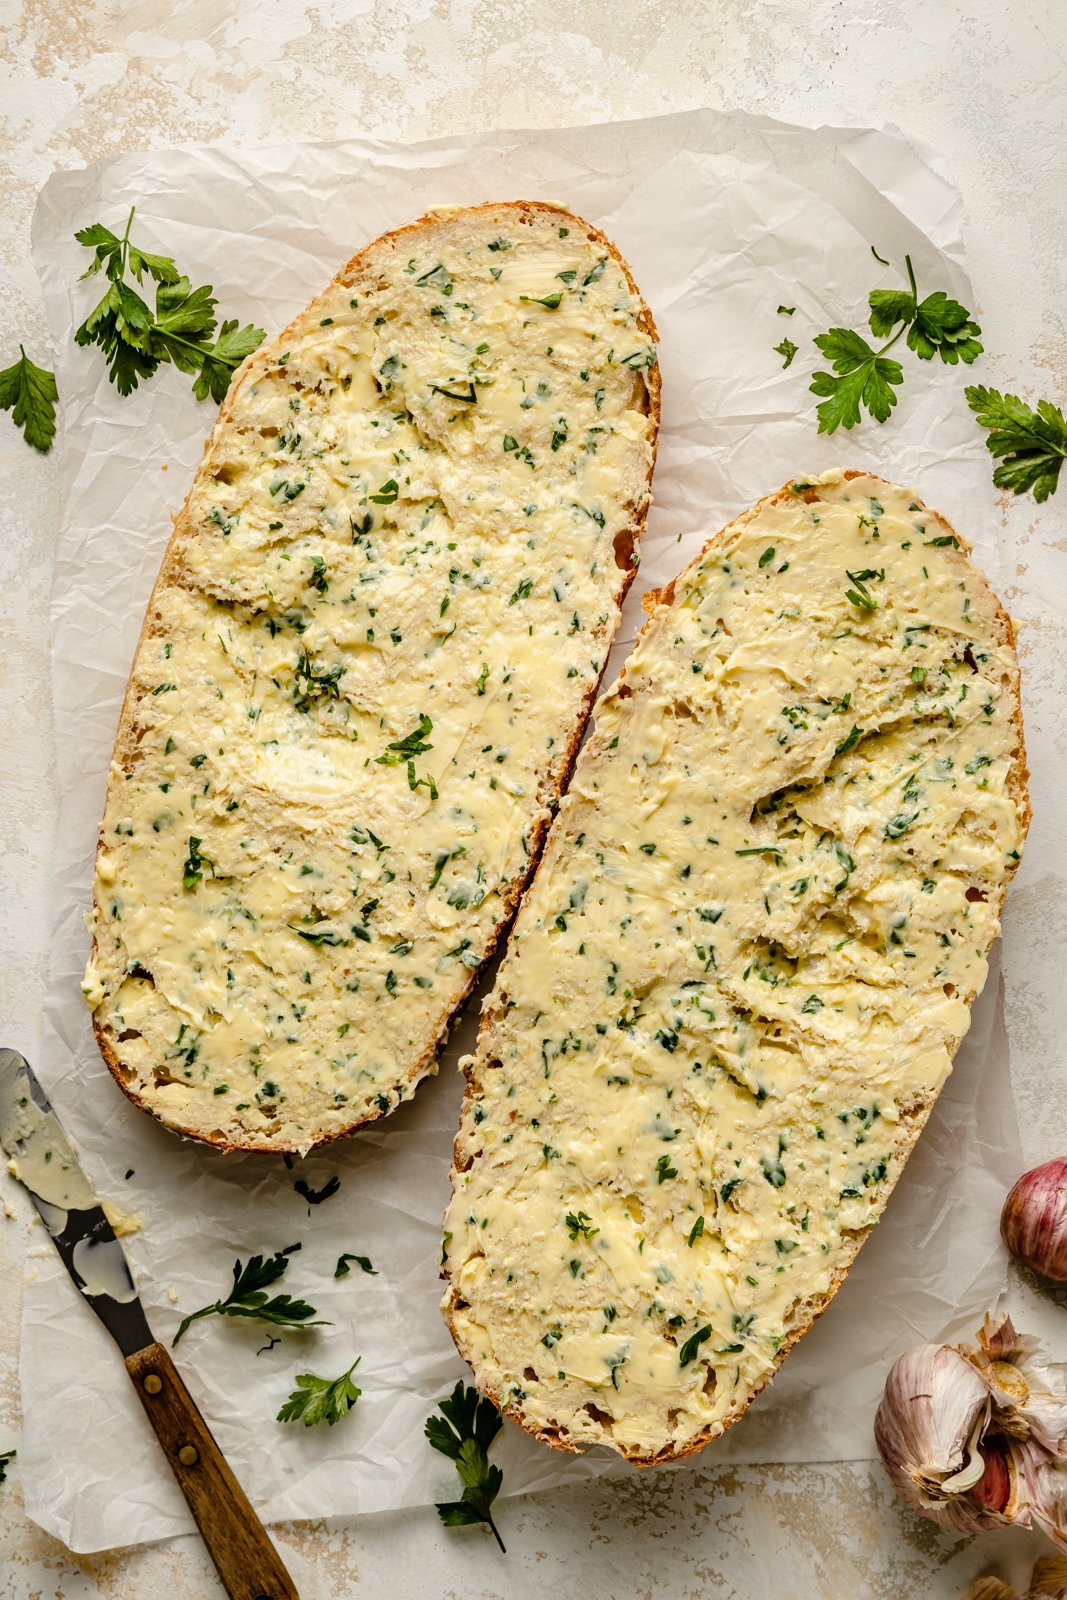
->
[[963, 1555, 1067, 1600], [1002, 1158, 1067, 1283], [875, 1343, 1000, 1532], [1029, 1554, 1067, 1598], [962, 1580, 1019, 1600], [875, 1316, 1067, 1551]]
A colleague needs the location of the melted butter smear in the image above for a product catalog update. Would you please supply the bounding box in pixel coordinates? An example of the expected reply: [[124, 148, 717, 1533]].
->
[[84, 207, 656, 1151], [445, 470, 1027, 1461]]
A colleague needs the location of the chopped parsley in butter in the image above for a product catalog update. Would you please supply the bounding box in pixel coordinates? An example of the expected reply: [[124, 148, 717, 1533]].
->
[[444, 470, 1027, 1461]]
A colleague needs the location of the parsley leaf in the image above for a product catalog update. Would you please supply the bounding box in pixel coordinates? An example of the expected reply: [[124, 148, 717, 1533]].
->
[[277, 1359, 362, 1427], [335, 1251, 377, 1277], [869, 264, 983, 365], [425, 1382, 506, 1552], [74, 206, 264, 403], [774, 337, 798, 369], [810, 328, 904, 433], [294, 1175, 340, 1206], [0, 347, 58, 452], [194, 319, 268, 404], [965, 384, 1067, 502], [909, 293, 983, 364], [172, 1244, 327, 1345]]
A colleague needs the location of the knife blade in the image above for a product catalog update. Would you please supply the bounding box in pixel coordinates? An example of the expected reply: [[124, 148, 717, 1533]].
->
[[0, 1047, 299, 1600], [0, 1046, 153, 1355]]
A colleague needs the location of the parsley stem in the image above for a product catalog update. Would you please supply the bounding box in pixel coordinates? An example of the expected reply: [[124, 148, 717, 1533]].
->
[[486, 1512, 506, 1553], [162, 330, 225, 359], [120, 205, 136, 276], [868, 255, 917, 362]]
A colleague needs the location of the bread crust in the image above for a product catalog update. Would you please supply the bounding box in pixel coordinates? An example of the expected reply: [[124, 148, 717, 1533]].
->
[[441, 469, 1031, 1464], [88, 201, 661, 1154]]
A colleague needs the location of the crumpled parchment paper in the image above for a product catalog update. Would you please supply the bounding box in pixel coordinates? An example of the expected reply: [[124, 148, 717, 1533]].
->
[[23, 107, 1022, 1554]]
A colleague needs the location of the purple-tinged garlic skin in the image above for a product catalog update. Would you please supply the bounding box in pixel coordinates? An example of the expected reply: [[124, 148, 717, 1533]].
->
[[1002, 1158, 1067, 1283]]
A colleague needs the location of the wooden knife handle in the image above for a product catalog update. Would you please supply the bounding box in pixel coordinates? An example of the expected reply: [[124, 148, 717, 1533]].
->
[[125, 1342, 299, 1600]]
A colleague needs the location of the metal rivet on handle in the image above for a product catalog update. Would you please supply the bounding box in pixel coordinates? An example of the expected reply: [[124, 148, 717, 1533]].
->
[[178, 1444, 199, 1467], [144, 1374, 163, 1394]]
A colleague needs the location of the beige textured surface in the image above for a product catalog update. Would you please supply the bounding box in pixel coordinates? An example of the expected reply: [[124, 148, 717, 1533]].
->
[[1, 1, 1065, 1596]]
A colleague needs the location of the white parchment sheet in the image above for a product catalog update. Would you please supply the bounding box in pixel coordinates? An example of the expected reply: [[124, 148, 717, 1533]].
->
[[26, 108, 1022, 1553]]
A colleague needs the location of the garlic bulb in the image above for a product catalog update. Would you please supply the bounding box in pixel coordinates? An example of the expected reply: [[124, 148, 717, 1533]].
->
[[876, 1315, 1067, 1551], [1002, 1158, 1067, 1283]]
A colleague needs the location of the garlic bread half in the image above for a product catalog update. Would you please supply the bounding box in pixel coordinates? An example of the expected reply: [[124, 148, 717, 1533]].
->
[[443, 470, 1029, 1463], [83, 202, 659, 1153]]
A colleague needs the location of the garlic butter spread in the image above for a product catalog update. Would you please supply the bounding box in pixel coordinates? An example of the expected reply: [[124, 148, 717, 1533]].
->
[[445, 471, 1027, 1461], [84, 204, 657, 1152]]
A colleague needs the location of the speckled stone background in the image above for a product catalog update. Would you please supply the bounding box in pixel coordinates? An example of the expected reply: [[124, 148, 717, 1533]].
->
[[2, 3, 1065, 1597]]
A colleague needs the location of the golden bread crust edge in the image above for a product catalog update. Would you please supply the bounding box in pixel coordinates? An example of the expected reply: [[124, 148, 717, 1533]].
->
[[441, 468, 1031, 1464], [87, 200, 661, 1154]]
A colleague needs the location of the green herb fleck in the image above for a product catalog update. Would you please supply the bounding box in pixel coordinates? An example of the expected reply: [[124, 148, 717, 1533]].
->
[[182, 836, 213, 890], [565, 1210, 599, 1242], [679, 1324, 713, 1366]]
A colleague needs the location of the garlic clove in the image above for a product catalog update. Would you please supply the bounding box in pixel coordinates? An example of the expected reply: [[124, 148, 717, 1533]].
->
[[972, 1440, 1012, 1512], [1002, 1157, 1067, 1284]]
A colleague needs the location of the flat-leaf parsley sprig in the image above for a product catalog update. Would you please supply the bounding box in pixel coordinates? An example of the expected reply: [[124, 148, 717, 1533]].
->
[[425, 1381, 507, 1552], [74, 207, 264, 401], [277, 1359, 362, 1427], [172, 1243, 328, 1345], [965, 385, 1067, 503], [808, 253, 983, 434]]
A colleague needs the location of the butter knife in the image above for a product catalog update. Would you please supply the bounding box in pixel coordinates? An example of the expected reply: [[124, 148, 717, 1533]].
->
[[0, 1046, 299, 1600]]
